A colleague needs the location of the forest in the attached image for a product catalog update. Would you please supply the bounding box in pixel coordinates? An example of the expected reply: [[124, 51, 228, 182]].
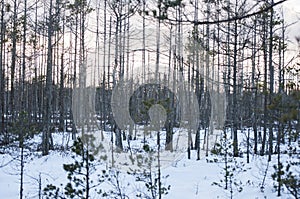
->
[[0, 0, 299, 198]]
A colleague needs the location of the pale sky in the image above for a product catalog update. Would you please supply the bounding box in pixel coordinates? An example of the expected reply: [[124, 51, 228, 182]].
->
[[282, 0, 300, 45], [84, 0, 300, 86]]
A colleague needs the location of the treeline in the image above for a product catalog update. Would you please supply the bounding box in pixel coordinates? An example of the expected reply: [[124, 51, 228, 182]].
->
[[0, 0, 298, 158], [0, 79, 299, 153]]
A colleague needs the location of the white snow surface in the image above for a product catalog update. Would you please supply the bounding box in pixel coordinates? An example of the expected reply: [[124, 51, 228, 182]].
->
[[0, 130, 297, 199]]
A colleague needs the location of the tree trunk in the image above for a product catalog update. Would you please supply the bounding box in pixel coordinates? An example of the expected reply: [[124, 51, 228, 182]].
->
[[0, 0, 5, 136], [42, 0, 54, 156]]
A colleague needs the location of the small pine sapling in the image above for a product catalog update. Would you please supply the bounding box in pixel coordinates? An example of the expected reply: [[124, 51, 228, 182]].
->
[[44, 135, 108, 198], [212, 130, 249, 198]]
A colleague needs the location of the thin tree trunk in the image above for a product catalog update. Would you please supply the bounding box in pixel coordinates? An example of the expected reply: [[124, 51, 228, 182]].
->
[[10, 0, 18, 120], [232, 4, 239, 157], [251, 17, 258, 154], [0, 0, 5, 136], [268, 0, 274, 162], [21, 0, 27, 111], [42, 0, 54, 156], [261, 19, 268, 156]]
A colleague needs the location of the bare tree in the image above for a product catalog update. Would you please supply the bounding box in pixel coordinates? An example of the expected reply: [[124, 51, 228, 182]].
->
[[42, 0, 54, 156]]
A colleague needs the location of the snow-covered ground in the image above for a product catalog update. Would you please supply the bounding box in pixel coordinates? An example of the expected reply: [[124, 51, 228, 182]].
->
[[0, 129, 298, 199]]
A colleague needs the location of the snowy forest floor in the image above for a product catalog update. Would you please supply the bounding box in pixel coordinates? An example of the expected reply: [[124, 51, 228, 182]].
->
[[0, 128, 299, 199]]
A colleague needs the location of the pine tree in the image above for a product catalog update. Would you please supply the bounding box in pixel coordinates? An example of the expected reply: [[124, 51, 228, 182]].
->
[[270, 90, 300, 197], [211, 130, 249, 199], [44, 136, 107, 199]]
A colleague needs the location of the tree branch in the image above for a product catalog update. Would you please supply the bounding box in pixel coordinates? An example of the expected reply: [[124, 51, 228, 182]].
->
[[161, 0, 287, 25]]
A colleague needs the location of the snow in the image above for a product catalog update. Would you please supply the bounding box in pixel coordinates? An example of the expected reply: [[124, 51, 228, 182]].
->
[[0, 129, 298, 199]]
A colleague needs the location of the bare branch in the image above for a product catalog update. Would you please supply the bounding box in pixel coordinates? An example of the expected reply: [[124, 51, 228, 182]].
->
[[160, 0, 287, 25]]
